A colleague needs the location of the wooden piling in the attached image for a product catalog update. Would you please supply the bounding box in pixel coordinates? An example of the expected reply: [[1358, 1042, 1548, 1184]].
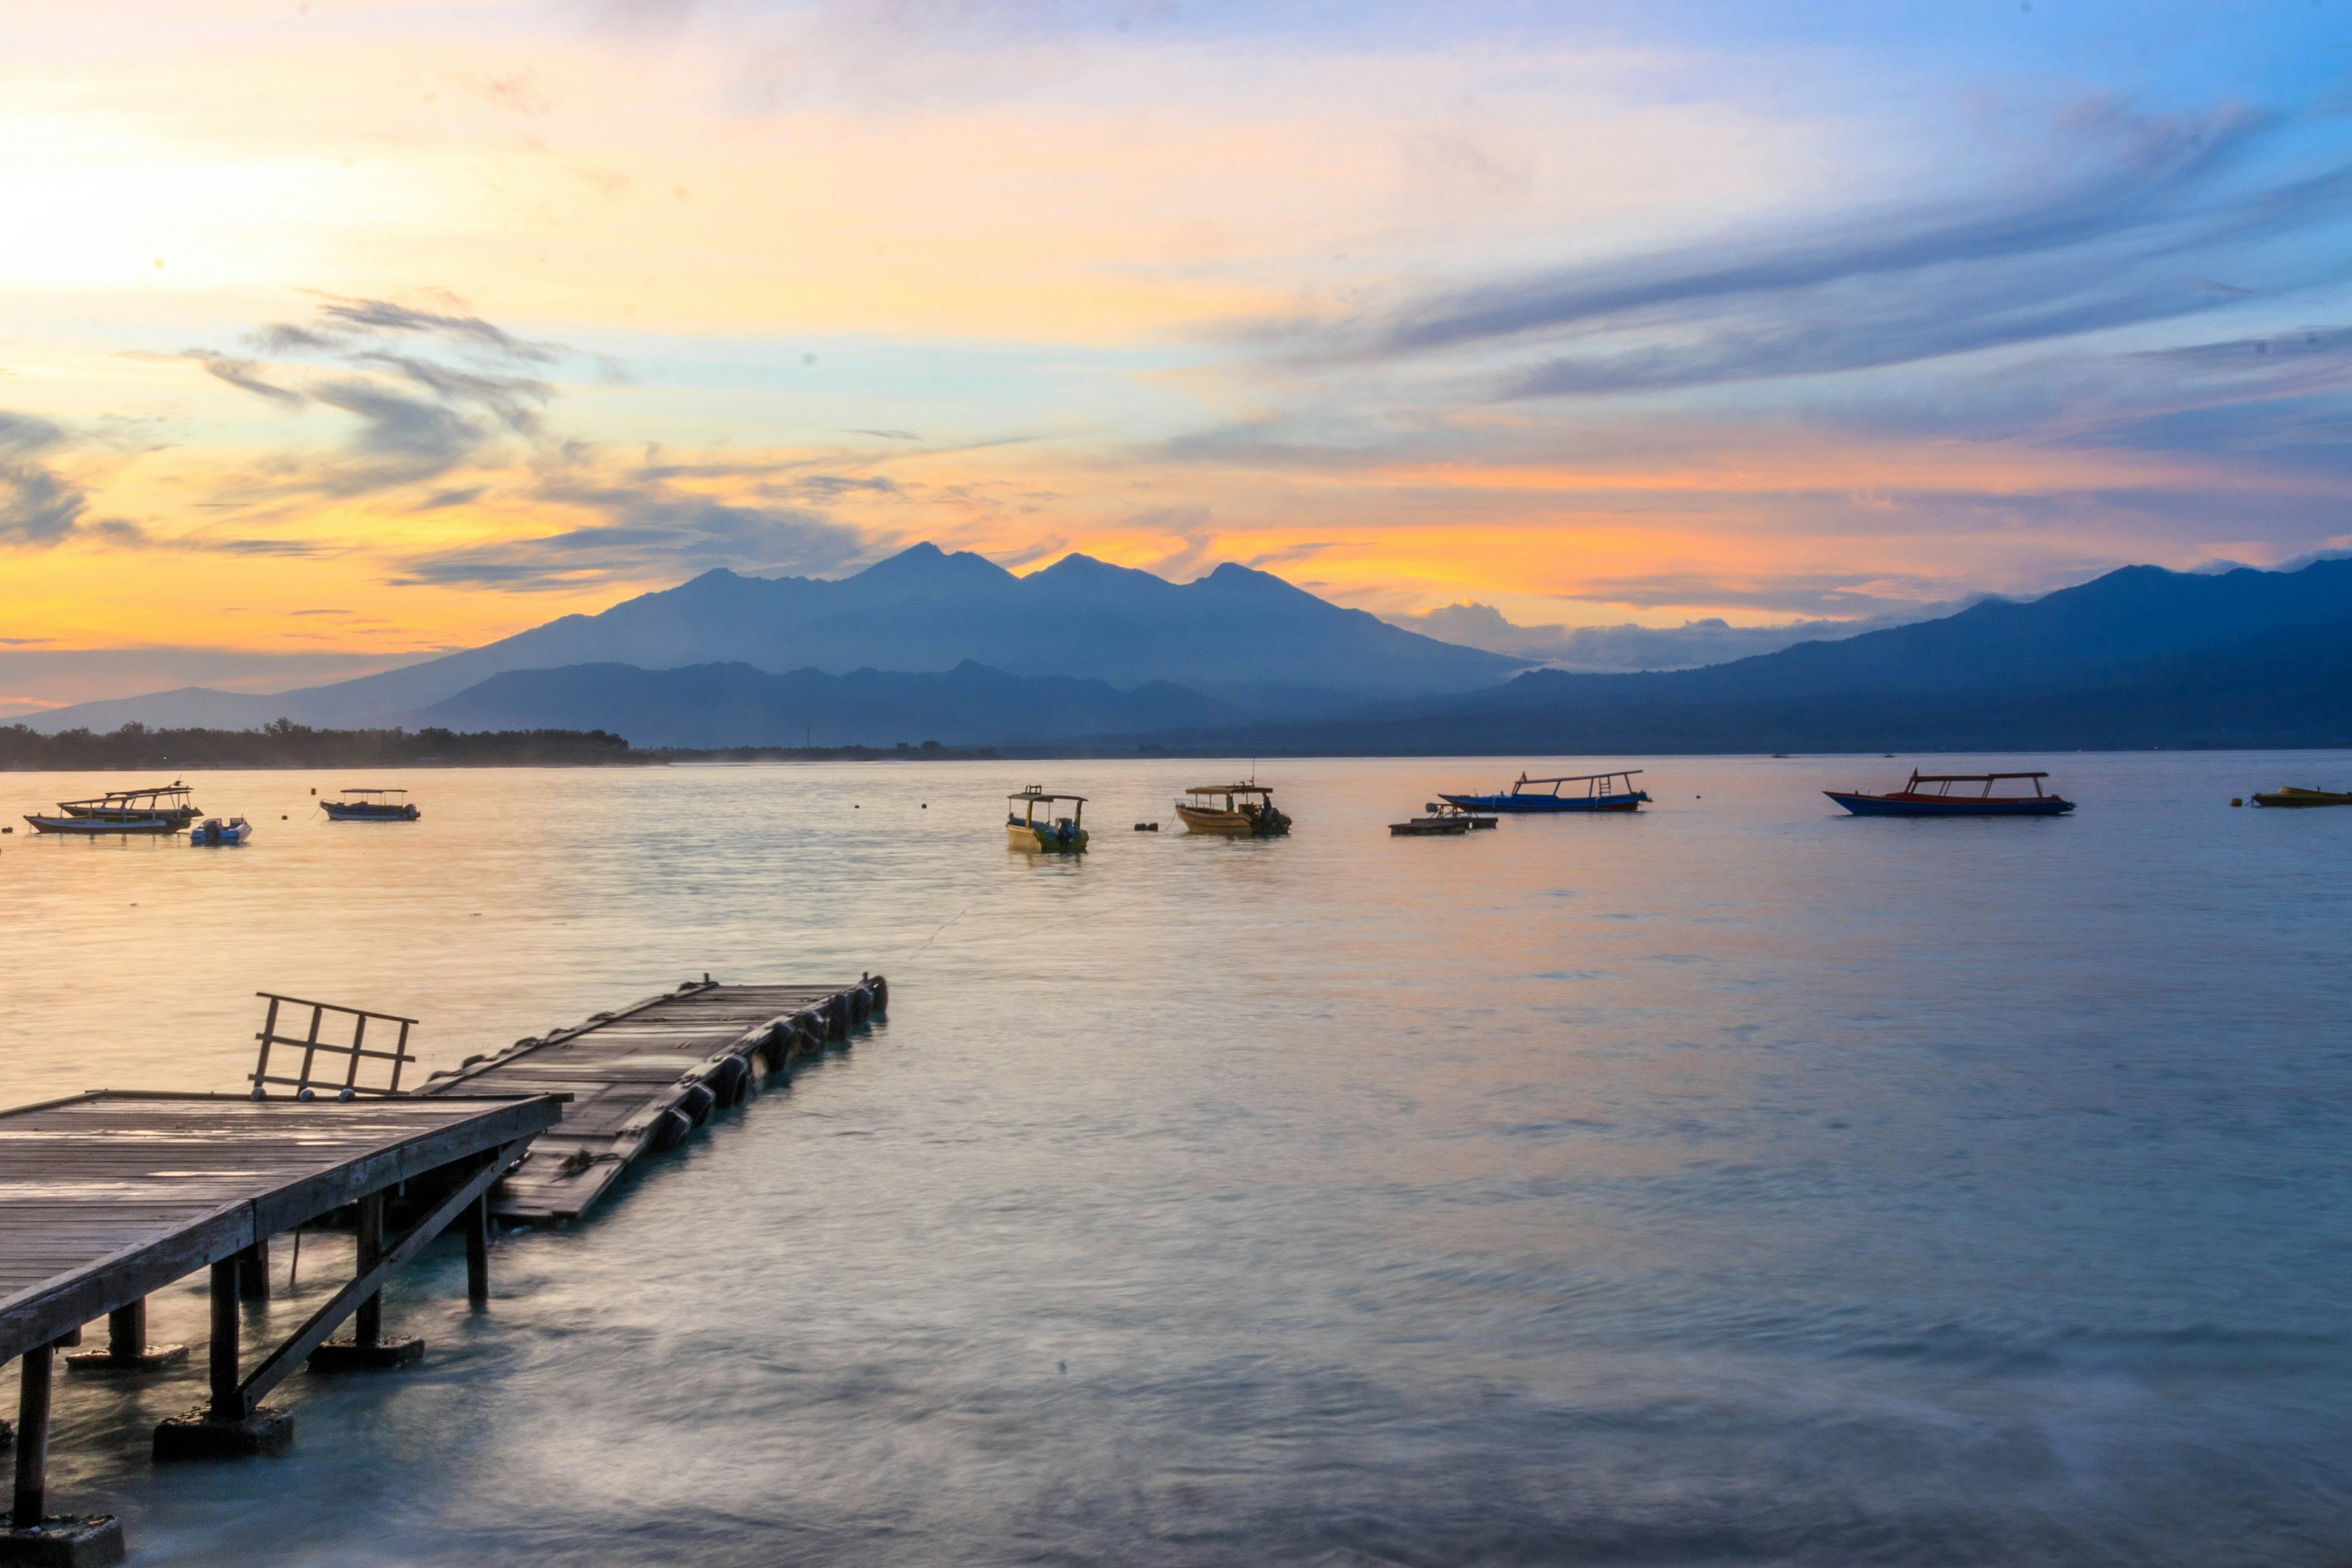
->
[[206, 1260, 241, 1423], [237, 1239, 270, 1302], [10, 1340, 51, 1527], [352, 1195, 383, 1348], [464, 1193, 490, 1309]]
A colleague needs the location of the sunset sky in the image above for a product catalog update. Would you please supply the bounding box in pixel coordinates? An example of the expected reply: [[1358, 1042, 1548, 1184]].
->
[[5, 0, 2351, 709]]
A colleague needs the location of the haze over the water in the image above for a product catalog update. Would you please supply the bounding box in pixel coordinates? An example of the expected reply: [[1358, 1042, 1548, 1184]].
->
[[5, 0, 2351, 710]]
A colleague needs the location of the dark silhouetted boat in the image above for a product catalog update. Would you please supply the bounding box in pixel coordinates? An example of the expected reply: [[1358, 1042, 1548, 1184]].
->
[[1441, 770, 1649, 813], [1389, 801, 1497, 836], [54, 782, 200, 827], [1826, 771, 2074, 817], [26, 782, 197, 835], [322, 788, 420, 821], [2250, 785, 2352, 807]]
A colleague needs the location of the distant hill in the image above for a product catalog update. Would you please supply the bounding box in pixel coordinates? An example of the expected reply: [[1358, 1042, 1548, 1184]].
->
[[415, 660, 1238, 748], [1409, 559, 2352, 716], [27, 545, 1521, 733], [1102, 612, 2352, 756]]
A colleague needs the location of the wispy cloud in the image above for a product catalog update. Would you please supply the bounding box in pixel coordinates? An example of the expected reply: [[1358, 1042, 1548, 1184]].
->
[[1258, 102, 2352, 399], [0, 414, 89, 546], [388, 462, 875, 589]]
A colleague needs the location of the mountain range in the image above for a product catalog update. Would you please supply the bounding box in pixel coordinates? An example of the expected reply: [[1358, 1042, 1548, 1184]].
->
[[23, 548, 2352, 753], [417, 660, 1235, 748], [28, 545, 1518, 735]]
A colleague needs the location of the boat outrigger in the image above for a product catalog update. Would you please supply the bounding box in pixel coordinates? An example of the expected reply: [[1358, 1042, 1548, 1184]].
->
[[1008, 787, 1088, 852], [2250, 785, 2352, 807], [321, 788, 420, 821], [1441, 771, 1649, 813], [1175, 783, 1291, 837], [1825, 771, 2075, 817]]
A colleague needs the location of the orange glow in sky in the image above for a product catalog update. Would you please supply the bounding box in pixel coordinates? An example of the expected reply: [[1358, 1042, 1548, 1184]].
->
[[4, 1, 2349, 692]]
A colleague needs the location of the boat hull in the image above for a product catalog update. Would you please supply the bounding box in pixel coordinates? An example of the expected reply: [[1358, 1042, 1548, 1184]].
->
[[1825, 791, 2074, 817], [189, 820, 252, 846], [1390, 818, 1469, 836], [1438, 792, 1648, 813], [1175, 803, 1290, 836], [61, 807, 200, 826], [2252, 788, 2352, 807], [322, 802, 420, 821], [24, 815, 178, 835], [1008, 822, 1088, 852]]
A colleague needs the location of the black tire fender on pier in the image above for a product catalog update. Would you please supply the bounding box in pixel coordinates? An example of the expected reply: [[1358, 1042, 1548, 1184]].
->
[[644, 1107, 693, 1153], [869, 974, 889, 1015], [707, 1055, 751, 1104], [677, 1081, 718, 1126]]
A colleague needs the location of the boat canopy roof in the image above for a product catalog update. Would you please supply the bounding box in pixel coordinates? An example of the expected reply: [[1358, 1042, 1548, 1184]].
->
[[1008, 786, 1087, 804], [1517, 770, 1642, 786], [59, 781, 190, 805], [1905, 771, 2047, 783], [340, 788, 409, 796], [1185, 783, 1274, 796]]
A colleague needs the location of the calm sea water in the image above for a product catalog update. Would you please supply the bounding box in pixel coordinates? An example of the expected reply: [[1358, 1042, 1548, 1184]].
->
[[7, 752, 2352, 1566]]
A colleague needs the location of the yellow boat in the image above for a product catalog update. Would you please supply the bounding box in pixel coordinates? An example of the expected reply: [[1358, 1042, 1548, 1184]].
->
[[1174, 782, 1291, 837], [2251, 785, 2352, 807], [1008, 787, 1088, 851]]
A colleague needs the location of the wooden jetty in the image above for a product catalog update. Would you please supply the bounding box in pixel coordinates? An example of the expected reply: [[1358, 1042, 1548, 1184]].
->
[[0, 973, 884, 1563], [417, 974, 887, 1224], [0, 1091, 562, 1564]]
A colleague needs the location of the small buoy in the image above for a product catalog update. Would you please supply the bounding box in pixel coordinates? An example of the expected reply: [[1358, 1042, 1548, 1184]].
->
[[854, 804, 860, 809], [2231, 797, 2243, 807], [921, 803, 927, 809]]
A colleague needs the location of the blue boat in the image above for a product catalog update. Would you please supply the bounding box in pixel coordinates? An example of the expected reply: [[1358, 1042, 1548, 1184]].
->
[[1439, 769, 1651, 813], [1825, 771, 2074, 817]]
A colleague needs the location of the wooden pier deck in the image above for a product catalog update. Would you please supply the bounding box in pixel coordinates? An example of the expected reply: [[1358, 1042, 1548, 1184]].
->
[[1, 1091, 562, 1561], [416, 975, 886, 1224]]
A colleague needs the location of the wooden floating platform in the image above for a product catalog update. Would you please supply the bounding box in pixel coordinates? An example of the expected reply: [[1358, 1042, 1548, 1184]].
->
[[415, 975, 887, 1224]]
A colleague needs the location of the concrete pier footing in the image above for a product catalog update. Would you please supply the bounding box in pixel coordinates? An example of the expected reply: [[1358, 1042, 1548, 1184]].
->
[[0, 1515, 126, 1568], [306, 1337, 424, 1372], [151, 1407, 294, 1462]]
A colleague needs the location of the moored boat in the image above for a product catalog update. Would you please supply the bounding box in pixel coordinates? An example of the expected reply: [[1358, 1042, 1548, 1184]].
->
[[1175, 783, 1291, 836], [1826, 771, 2074, 817], [2250, 785, 2352, 807], [189, 816, 253, 846], [1389, 801, 1496, 837], [1441, 771, 1649, 813], [1008, 787, 1088, 852], [322, 788, 420, 821], [55, 782, 200, 827]]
